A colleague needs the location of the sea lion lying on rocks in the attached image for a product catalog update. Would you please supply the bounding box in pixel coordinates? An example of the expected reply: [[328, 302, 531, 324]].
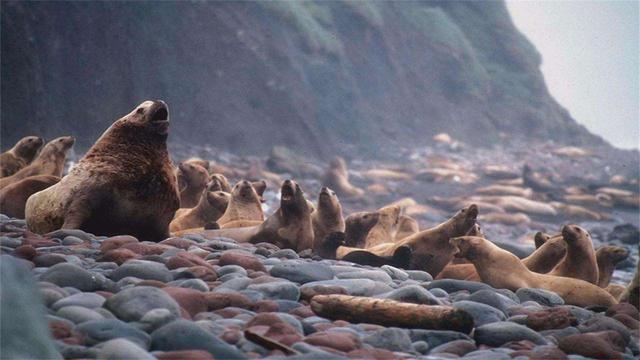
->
[[217, 180, 266, 227], [177, 162, 209, 208], [170, 190, 230, 232], [0, 136, 74, 190], [187, 180, 314, 252], [0, 136, 44, 177], [450, 236, 617, 307], [0, 175, 60, 218], [311, 187, 345, 254], [549, 225, 598, 284], [25, 100, 179, 242]]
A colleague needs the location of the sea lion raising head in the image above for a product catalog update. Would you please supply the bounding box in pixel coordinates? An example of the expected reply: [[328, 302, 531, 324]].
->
[[0, 136, 75, 189], [549, 224, 599, 284], [25, 100, 179, 242], [177, 162, 210, 208], [217, 179, 265, 226], [596, 245, 630, 288], [170, 190, 230, 232], [0, 136, 45, 177], [208, 173, 232, 193], [343, 211, 379, 247], [312, 186, 345, 253]]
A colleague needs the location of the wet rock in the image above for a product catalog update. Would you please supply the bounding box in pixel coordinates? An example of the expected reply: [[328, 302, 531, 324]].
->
[[105, 286, 181, 322], [154, 350, 215, 360], [139, 308, 178, 332], [247, 281, 300, 301], [98, 248, 138, 265], [217, 265, 248, 277], [526, 307, 577, 331], [76, 319, 150, 347], [96, 338, 154, 360], [40, 263, 104, 291], [453, 300, 506, 326], [428, 339, 477, 356], [409, 329, 472, 348], [304, 331, 362, 352], [337, 269, 393, 283], [426, 279, 491, 294], [299, 284, 348, 301], [110, 260, 173, 282], [406, 270, 432, 282], [377, 285, 441, 305], [33, 253, 68, 267], [577, 315, 631, 345], [475, 321, 547, 347], [162, 287, 209, 317], [51, 292, 105, 310], [466, 289, 518, 314], [150, 320, 246, 359], [219, 251, 266, 272], [516, 288, 564, 306], [270, 261, 335, 284], [511, 345, 568, 360], [301, 279, 391, 296], [204, 292, 253, 310], [363, 327, 412, 352], [56, 305, 104, 324], [558, 330, 625, 359], [380, 265, 410, 281]]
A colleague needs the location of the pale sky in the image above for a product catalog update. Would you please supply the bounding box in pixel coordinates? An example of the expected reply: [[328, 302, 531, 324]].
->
[[507, 0, 639, 149]]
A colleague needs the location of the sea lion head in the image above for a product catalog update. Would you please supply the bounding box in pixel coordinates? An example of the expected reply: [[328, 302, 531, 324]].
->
[[377, 204, 401, 228], [13, 136, 45, 160], [597, 245, 630, 265], [449, 203, 479, 235], [450, 236, 486, 261], [561, 224, 590, 244], [207, 191, 231, 213], [465, 223, 484, 237], [208, 173, 231, 192], [280, 179, 309, 216], [251, 180, 267, 201], [40, 136, 75, 157], [185, 157, 210, 171], [318, 186, 341, 212], [534, 231, 552, 248], [116, 100, 170, 138], [344, 211, 379, 247], [232, 180, 262, 203], [178, 162, 209, 189]]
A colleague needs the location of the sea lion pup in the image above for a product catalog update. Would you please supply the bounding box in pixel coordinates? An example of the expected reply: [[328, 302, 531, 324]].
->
[[0, 136, 74, 190], [362, 204, 401, 248], [169, 191, 230, 232], [0, 175, 60, 218], [0, 136, 44, 177], [596, 246, 630, 288], [394, 215, 419, 241], [177, 162, 209, 208], [311, 187, 345, 253], [549, 225, 599, 284], [620, 261, 639, 309], [216, 180, 266, 227], [25, 100, 179, 242], [450, 236, 617, 307], [208, 173, 232, 193], [322, 156, 364, 198], [189, 179, 314, 252], [338, 204, 478, 276], [343, 211, 379, 247]]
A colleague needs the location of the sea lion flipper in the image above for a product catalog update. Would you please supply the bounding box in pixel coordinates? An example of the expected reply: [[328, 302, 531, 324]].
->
[[392, 245, 413, 268]]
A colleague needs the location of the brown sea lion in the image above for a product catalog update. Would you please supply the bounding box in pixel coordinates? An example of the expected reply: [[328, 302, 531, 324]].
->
[[438, 231, 566, 281], [311, 187, 345, 253], [0, 175, 60, 218], [394, 215, 419, 241], [169, 191, 230, 232], [339, 204, 478, 276], [450, 236, 617, 307], [343, 211, 379, 247], [362, 204, 401, 248], [177, 162, 209, 208], [343, 245, 413, 268], [322, 157, 364, 198], [0, 136, 44, 177], [208, 173, 232, 193], [0, 136, 74, 190], [217, 180, 265, 226], [25, 100, 179, 242], [620, 261, 639, 309], [596, 246, 630, 288], [549, 225, 599, 284], [184, 180, 314, 252]]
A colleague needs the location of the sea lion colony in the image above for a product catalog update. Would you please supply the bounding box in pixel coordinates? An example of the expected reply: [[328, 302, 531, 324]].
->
[[1, 100, 639, 359]]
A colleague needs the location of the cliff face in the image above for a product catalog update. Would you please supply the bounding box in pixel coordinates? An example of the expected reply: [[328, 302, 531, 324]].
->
[[1, 1, 603, 158]]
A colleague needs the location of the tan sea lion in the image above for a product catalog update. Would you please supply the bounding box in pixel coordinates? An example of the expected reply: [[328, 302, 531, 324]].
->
[[208, 173, 232, 193], [220, 219, 263, 229], [184, 157, 210, 172], [479, 212, 531, 226], [169, 191, 230, 232], [362, 204, 401, 248], [0, 175, 60, 218], [564, 193, 613, 208], [549, 225, 599, 284], [311, 187, 345, 253], [0, 136, 44, 177], [184, 180, 314, 251], [620, 261, 639, 309], [0, 136, 74, 190], [25, 100, 179, 242], [475, 184, 532, 198], [394, 215, 419, 241], [606, 284, 627, 300], [450, 236, 617, 307], [343, 211, 379, 247], [596, 246, 630, 288], [216, 180, 265, 226], [551, 202, 608, 221], [339, 204, 478, 276], [322, 157, 364, 198], [177, 162, 209, 208]]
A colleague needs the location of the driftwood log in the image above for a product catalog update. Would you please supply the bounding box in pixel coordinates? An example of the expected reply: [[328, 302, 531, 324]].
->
[[310, 294, 474, 334]]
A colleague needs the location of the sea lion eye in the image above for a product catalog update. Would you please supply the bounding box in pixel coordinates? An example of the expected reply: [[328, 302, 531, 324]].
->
[[136, 107, 144, 115]]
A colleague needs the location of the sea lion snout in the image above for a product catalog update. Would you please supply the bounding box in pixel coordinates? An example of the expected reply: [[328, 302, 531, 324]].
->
[[466, 204, 479, 219]]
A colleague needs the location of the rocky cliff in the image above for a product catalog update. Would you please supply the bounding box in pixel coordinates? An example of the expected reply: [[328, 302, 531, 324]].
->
[[1, 1, 604, 158]]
